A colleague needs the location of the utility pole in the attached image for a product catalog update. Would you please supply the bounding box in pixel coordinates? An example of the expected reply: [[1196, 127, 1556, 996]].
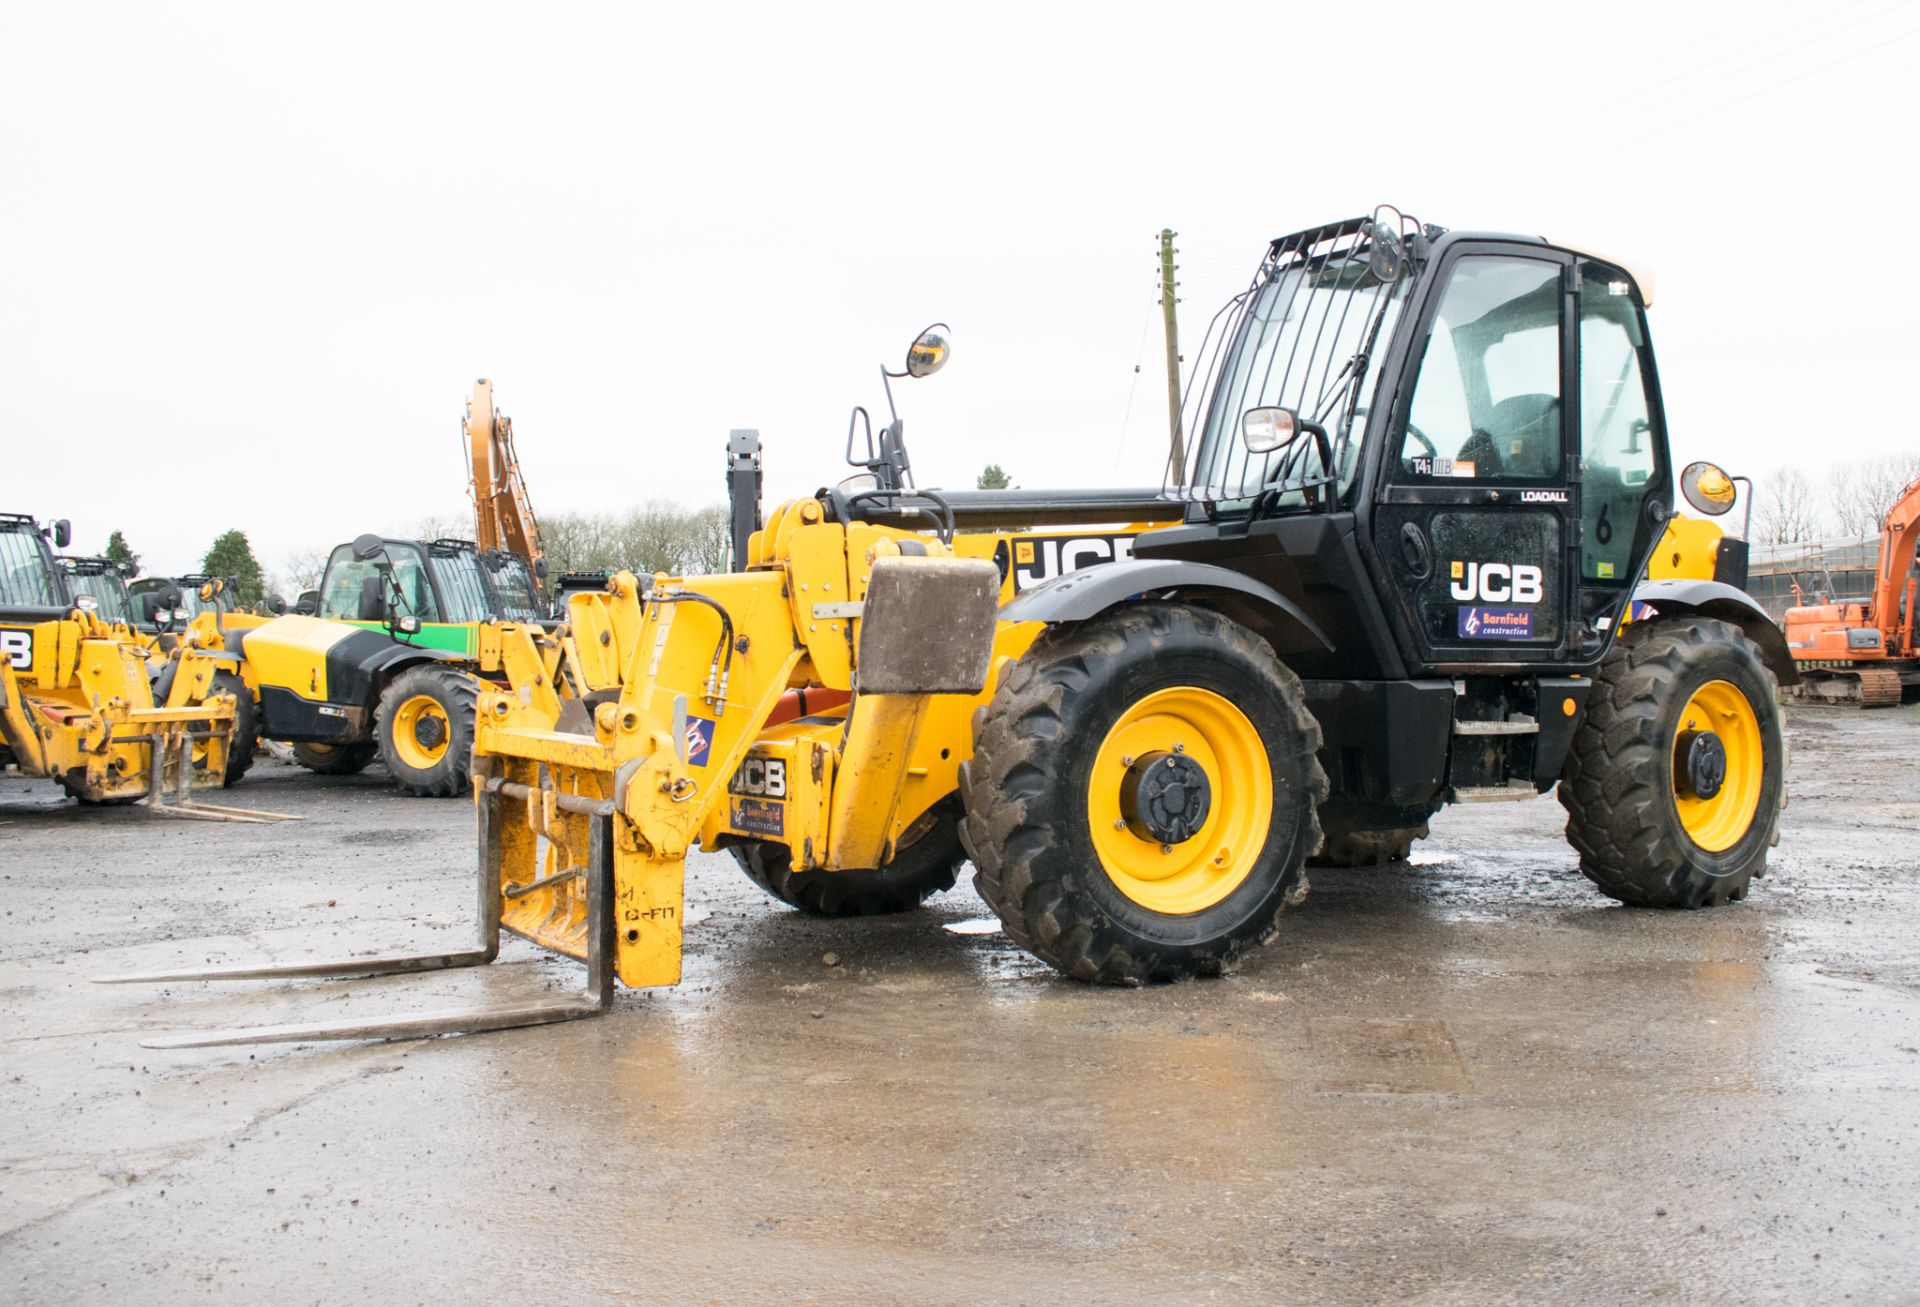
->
[[1159, 229, 1185, 485]]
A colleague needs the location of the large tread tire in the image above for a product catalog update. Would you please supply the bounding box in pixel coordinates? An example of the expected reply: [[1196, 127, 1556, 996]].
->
[[1559, 616, 1785, 908], [731, 800, 965, 916], [960, 602, 1327, 985], [289, 740, 378, 775], [1310, 818, 1429, 868], [212, 669, 258, 787], [373, 664, 479, 798]]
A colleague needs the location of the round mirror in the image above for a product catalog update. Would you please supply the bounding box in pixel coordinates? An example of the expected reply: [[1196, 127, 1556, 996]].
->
[[1241, 406, 1299, 454], [1679, 460, 1737, 516], [351, 533, 387, 562], [905, 324, 951, 378]]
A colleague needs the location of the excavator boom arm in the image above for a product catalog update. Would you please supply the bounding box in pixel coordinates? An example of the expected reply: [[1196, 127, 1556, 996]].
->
[[465, 378, 544, 573]]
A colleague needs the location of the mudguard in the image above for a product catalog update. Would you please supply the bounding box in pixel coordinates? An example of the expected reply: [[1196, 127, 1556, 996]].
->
[[1633, 578, 1798, 685], [998, 558, 1333, 651]]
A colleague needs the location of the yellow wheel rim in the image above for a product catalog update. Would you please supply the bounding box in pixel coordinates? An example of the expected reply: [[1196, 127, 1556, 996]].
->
[[391, 693, 451, 770], [1087, 686, 1272, 915], [1672, 679, 1762, 853]]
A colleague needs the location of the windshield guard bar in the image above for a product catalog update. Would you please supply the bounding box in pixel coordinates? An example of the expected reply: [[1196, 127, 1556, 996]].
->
[[1169, 211, 1428, 507]]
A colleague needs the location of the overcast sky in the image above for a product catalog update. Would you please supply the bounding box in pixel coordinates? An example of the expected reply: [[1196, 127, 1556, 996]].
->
[[3, 0, 1915, 579]]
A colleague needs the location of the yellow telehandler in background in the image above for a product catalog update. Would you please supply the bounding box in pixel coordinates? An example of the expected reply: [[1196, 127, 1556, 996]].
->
[[1, 513, 287, 819]]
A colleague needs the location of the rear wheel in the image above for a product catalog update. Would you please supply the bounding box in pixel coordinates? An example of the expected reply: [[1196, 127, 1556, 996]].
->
[[961, 603, 1326, 985], [373, 664, 479, 797], [289, 740, 378, 776], [731, 800, 964, 916], [1559, 616, 1785, 907], [1310, 815, 1429, 868]]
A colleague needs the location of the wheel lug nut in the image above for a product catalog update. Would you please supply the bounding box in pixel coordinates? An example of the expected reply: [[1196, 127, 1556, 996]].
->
[[1160, 843, 1172, 854], [1113, 818, 1127, 831]]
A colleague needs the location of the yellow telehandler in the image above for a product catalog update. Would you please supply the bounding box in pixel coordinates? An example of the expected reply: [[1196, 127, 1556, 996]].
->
[[113, 211, 1790, 1045], [1, 513, 289, 819]]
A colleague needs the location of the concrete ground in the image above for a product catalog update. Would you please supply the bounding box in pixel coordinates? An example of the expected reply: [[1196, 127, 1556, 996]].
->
[[1, 706, 1917, 1305]]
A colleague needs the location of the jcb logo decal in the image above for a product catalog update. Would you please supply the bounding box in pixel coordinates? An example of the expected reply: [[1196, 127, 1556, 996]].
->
[[730, 755, 787, 798], [1012, 535, 1136, 592], [1, 628, 30, 671], [1449, 562, 1543, 604]]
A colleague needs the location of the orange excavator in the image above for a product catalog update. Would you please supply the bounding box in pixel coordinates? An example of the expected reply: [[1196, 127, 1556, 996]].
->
[[1783, 474, 1920, 706], [464, 378, 546, 605]]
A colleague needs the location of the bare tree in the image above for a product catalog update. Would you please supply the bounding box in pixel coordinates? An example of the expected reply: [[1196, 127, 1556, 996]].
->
[[413, 509, 471, 543], [540, 502, 730, 577], [1751, 466, 1826, 546], [1826, 452, 1920, 538], [279, 546, 332, 594]]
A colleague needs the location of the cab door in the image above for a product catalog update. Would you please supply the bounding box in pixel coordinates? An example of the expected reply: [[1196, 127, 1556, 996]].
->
[[1369, 244, 1578, 671]]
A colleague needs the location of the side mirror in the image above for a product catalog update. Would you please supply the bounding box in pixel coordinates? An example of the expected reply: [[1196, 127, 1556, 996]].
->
[[295, 591, 318, 616], [1367, 205, 1407, 284], [1680, 461, 1738, 516], [357, 575, 387, 621], [140, 593, 163, 623], [904, 324, 951, 378], [1242, 406, 1304, 454], [266, 593, 287, 615], [51, 519, 71, 549], [534, 557, 548, 579], [351, 533, 387, 562]]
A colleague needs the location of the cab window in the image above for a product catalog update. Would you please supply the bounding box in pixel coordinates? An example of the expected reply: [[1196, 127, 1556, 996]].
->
[[0, 527, 55, 606], [1399, 256, 1563, 482], [430, 548, 492, 624], [318, 543, 441, 622], [1577, 263, 1659, 584]]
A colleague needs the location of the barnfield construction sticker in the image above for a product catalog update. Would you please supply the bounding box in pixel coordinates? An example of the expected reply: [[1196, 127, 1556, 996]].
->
[[1458, 606, 1533, 640]]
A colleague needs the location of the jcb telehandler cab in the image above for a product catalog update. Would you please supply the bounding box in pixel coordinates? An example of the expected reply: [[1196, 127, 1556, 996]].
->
[[113, 209, 1793, 1046], [57, 556, 138, 629]]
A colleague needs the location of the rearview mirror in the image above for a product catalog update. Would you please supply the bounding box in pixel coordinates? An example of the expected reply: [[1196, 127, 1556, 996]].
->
[[351, 533, 387, 562], [1367, 206, 1406, 284], [534, 557, 548, 579], [904, 324, 951, 378], [357, 575, 386, 621], [266, 593, 287, 615], [1680, 461, 1738, 516], [1242, 406, 1303, 454]]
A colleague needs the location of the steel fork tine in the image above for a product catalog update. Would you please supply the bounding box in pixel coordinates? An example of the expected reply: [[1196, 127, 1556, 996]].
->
[[119, 807, 616, 1049]]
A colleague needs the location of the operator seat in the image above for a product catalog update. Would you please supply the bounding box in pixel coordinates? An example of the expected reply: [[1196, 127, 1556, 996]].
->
[[1485, 393, 1560, 479]]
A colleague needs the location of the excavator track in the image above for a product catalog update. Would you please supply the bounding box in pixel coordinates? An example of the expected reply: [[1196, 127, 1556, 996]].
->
[[1789, 664, 1904, 708]]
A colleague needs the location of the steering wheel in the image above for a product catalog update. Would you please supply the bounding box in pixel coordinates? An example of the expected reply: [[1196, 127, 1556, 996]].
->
[[1404, 421, 1435, 459]]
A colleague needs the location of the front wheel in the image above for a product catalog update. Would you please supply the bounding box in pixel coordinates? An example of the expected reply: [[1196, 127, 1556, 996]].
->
[[1559, 616, 1785, 907], [373, 665, 479, 797], [961, 602, 1327, 985]]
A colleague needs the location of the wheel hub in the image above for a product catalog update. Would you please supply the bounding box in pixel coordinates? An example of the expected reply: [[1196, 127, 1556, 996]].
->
[[1676, 729, 1727, 800], [1119, 751, 1211, 844], [412, 712, 448, 751]]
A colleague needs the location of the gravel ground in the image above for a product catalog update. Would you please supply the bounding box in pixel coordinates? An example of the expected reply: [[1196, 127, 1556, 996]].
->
[[1, 704, 1917, 1305]]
